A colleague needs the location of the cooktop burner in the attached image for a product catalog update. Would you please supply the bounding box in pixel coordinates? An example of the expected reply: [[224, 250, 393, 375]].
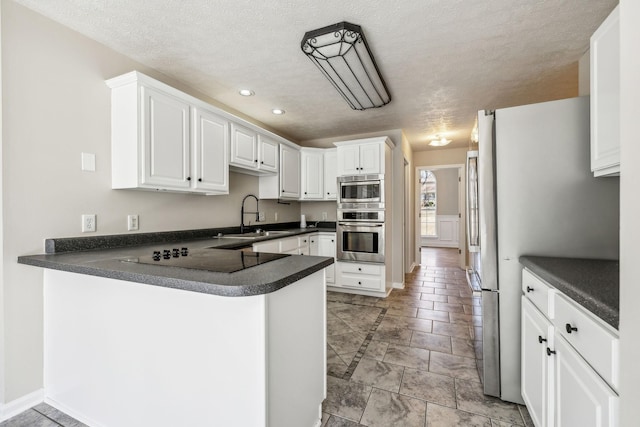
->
[[126, 247, 291, 273]]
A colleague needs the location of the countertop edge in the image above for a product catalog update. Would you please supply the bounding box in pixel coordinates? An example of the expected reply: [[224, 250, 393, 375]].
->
[[519, 256, 619, 330], [19, 255, 334, 297]]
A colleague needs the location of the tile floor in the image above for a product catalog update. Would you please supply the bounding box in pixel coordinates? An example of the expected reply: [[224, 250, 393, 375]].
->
[[321, 252, 533, 426], [1, 248, 533, 427]]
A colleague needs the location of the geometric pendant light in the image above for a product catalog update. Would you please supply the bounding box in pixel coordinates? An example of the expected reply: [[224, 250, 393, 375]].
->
[[301, 22, 391, 110]]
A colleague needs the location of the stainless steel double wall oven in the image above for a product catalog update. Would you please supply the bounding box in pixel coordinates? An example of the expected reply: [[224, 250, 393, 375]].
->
[[337, 174, 385, 263]]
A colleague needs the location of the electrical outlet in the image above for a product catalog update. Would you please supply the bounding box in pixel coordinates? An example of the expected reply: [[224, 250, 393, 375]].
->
[[82, 214, 96, 233], [127, 214, 139, 231], [258, 212, 265, 222], [322, 212, 328, 221], [274, 212, 278, 222]]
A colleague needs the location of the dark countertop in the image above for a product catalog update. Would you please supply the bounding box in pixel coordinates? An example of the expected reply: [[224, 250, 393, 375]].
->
[[519, 256, 619, 329], [18, 226, 336, 297]]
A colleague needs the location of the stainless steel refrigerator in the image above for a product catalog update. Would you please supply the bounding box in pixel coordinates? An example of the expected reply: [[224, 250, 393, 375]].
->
[[466, 96, 619, 404]]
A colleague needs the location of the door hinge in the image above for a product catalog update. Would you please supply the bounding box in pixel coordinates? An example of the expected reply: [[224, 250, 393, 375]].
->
[[458, 213, 462, 218], [459, 249, 462, 254]]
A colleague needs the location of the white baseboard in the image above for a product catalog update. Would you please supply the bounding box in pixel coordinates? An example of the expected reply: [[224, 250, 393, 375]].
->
[[0, 388, 44, 421], [392, 281, 404, 289], [409, 262, 419, 272]]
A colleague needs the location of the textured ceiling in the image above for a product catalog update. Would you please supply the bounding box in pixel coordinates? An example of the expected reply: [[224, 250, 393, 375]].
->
[[13, 0, 618, 151]]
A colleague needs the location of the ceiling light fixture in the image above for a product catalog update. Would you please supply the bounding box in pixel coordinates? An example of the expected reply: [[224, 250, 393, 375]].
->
[[301, 21, 391, 110], [272, 109, 285, 115], [239, 89, 255, 96], [429, 135, 452, 147]]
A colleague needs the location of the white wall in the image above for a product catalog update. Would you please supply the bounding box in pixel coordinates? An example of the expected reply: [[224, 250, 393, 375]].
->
[[619, 1, 640, 424], [578, 49, 590, 96], [1, 0, 300, 403]]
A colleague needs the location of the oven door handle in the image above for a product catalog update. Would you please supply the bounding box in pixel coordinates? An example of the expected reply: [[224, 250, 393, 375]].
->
[[338, 222, 384, 227]]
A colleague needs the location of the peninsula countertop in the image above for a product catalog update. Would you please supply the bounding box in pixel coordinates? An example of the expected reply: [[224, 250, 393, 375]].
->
[[18, 225, 336, 297], [519, 255, 619, 329]]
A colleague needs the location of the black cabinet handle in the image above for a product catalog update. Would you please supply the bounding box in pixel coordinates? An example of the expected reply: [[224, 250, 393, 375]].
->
[[198, 178, 202, 182], [546, 348, 556, 356], [254, 159, 258, 163], [187, 177, 191, 181], [331, 240, 334, 243], [282, 189, 285, 192], [358, 281, 362, 285], [304, 192, 307, 195], [358, 267, 362, 271], [538, 336, 547, 344], [526, 286, 534, 293], [261, 161, 264, 164], [565, 324, 578, 334]]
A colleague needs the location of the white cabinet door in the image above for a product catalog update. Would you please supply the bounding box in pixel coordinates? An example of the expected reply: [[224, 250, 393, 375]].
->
[[280, 145, 300, 199], [298, 235, 310, 255], [192, 107, 229, 194], [521, 297, 553, 427], [323, 149, 338, 200], [337, 144, 361, 176], [258, 136, 278, 173], [590, 5, 620, 176], [301, 150, 324, 200], [230, 123, 258, 169], [316, 233, 336, 283], [359, 142, 382, 174], [554, 335, 618, 427], [141, 86, 191, 189]]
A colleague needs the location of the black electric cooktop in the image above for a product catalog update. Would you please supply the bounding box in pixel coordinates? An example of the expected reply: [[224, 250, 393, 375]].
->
[[127, 247, 291, 274]]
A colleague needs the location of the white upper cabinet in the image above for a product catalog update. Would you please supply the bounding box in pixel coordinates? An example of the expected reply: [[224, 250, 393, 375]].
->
[[591, 5, 620, 177], [258, 135, 279, 173], [301, 149, 324, 200], [230, 123, 258, 169], [335, 137, 389, 176], [107, 71, 228, 194], [323, 149, 338, 200], [229, 125, 279, 175], [259, 143, 301, 200], [192, 107, 229, 193], [141, 86, 191, 190], [280, 144, 301, 199]]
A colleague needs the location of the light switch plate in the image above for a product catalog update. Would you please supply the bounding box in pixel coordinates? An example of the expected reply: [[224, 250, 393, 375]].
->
[[127, 214, 139, 231], [81, 152, 96, 172]]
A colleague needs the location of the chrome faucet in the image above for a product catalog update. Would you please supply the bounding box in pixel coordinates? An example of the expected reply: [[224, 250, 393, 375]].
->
[[240, 194, 259, 234]]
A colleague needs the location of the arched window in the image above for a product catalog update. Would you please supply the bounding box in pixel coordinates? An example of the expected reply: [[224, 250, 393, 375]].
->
[[420, 170, 437, 237]]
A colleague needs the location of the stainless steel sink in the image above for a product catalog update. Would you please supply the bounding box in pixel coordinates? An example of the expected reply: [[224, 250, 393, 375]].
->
[[218, 230, 293, 240]]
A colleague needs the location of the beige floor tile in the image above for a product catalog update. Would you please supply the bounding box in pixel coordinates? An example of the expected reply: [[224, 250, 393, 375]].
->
[[429, 352, 480, 382], [410, 331, 452, 353], [361, 388, 427, 427], [323, 376, 372, 422], [383, 344, 430, 370], [351, 357, 405, 393], [399, 368, 456, 408], [455, 379, 524, 425], [417, 308, 450, 323], [426, 403, 492, 427]]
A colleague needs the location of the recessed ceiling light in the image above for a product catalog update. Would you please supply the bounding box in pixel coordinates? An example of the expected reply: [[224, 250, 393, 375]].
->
[[272, 109, 285, 115], [239, 89, 255, 96]]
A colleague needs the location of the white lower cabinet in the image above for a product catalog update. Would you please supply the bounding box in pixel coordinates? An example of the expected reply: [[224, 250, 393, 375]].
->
[[310, 233, 336, 283], [521, 297, 553, 427], [521, 268, 619, 427], [253, 232, 336, 283], [554, 334, 618, 427], [335, 262, 384, 293]]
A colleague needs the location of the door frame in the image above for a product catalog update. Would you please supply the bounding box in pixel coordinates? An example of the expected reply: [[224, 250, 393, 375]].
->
[[414, 164, 465, 269]]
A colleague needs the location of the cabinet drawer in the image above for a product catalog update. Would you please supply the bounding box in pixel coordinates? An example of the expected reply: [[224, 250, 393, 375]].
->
[[522, 269, 555, 318], [339, 262, 382, 276], [279, 238, 300, 253], [553, 293, 619, 390], [340, 275, 382, 291]]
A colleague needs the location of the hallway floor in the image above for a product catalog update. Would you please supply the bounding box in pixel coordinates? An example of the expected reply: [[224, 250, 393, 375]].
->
[[321, 248, 533, 426]]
